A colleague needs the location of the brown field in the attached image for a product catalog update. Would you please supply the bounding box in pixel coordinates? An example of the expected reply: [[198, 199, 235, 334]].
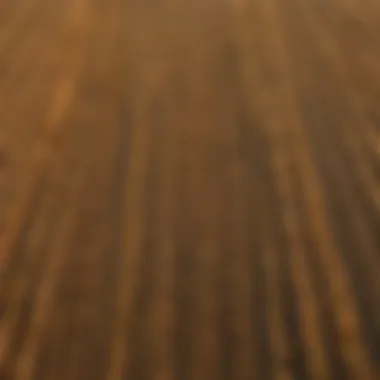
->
[[1, 0, 380, 379]]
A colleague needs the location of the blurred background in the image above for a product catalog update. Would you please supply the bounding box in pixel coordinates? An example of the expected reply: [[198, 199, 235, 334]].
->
[[1, 0, 380, 379]]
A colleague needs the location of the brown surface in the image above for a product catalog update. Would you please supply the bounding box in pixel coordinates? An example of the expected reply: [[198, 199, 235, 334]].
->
[[1, 0, 380, 379]]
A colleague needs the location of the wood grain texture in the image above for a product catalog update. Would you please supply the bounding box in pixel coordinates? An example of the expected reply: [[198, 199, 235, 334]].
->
[[1, 0, 380, 379]]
